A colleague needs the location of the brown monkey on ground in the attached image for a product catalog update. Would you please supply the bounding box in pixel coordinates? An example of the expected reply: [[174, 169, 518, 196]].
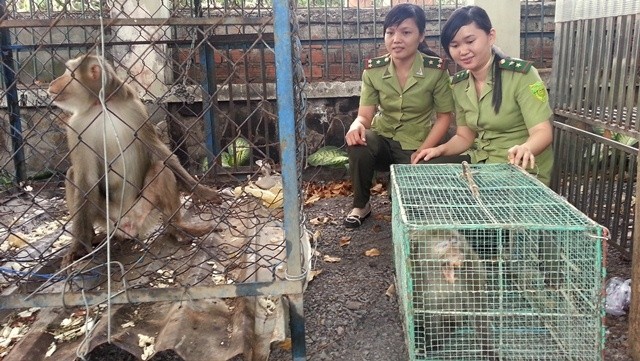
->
[[411, 229, 497, 360], [48, 54, 222, 267]]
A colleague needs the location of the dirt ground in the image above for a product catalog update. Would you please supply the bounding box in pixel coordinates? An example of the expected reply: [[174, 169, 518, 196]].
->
[[82, 174, 632, 361], [271, 195, 632, 361]]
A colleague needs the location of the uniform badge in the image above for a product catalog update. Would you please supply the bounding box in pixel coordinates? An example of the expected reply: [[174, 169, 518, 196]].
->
[[529, 81, 548, 102]]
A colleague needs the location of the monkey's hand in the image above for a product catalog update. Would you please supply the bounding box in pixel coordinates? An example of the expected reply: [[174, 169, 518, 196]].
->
[[192, 185, 224, 204]]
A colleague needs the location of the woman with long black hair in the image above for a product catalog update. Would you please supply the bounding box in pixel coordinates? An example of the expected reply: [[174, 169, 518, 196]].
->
[[417, 5, 554, 185]]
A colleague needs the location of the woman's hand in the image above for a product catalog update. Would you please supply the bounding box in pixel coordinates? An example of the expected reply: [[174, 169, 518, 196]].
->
[[507, 144, 535, 169], [508, 121, 552, 170], [411, 147, 442, 164], [346, 106, 376, 146], [345, 121, 367, 146]]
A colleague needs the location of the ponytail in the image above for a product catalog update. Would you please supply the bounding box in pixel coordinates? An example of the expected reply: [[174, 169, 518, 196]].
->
[[491, 45, 507, 114], [418, 40, 440, 58]]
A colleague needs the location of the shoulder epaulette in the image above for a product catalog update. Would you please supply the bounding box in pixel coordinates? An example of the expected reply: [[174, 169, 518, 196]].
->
[[451, 70, 469, 84], [498, 58, 533, 74], [422, 55, 447, 71], [364, 54, 391, 69]]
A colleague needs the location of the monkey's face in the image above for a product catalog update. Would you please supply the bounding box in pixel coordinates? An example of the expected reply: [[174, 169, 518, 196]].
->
[[48, 57, 97, 113], [434, 236, 465, 284]]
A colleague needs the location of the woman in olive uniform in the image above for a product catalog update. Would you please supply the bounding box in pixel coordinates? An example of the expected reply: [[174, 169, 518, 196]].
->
[[418, 6, 554, 185], [344, 3, 455, 228]]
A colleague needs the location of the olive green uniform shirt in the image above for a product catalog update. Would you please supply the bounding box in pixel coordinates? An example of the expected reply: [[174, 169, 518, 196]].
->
[[451, 58, 554, 185], [359, 52, 455, 150]]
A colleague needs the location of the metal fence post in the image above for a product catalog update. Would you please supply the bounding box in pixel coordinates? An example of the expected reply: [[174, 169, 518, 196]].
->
[[275, 0, 306, 359], [0, 0, 25, 184], [195, 0, 220, 163]]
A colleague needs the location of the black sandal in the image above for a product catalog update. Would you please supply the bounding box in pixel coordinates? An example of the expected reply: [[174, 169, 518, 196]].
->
[[343, 209, 371, 229]]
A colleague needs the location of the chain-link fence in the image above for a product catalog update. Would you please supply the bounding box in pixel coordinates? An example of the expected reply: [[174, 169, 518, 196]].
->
[[0, 0, 309, 359], [294, 0, 552, 83]]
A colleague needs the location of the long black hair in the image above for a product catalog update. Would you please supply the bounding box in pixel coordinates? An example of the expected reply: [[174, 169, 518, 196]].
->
[[440, 6, 505, 113], [384, 3, 439, 58]]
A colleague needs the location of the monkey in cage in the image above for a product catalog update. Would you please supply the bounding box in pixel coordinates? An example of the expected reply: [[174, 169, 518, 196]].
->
[[411, 229, 497, 360], [48, 54, 222, 268]]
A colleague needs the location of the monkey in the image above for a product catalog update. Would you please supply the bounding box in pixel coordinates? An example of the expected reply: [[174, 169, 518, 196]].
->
[[410, 229, 497, 360], [48, 54, 222, 268]]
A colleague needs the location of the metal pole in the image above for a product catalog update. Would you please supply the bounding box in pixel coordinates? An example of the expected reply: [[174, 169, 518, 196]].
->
[[274, 0, 306, 359], [630, 149, 640, 359], [524, 0, 529, 59], [196, 0, 220, 164], [0, 0, 26, 184]]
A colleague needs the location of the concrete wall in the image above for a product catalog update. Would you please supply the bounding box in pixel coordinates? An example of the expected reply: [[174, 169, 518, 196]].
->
[[472, 0, 521, 58]]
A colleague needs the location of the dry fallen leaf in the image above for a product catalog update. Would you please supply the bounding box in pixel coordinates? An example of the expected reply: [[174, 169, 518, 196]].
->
[[371, 182, 384, 193], [304, 194, 322, 205], [278, 338, 293, 351], [308, 269, 323, 283], [304, 180, 352, 202], [323, 255, 342, 263], [385, 283, 396, 297], [339, 236, 351, 247], [364, 248, 381, 257], [374, 214, 392, 222], [8, 234, 27, 248]]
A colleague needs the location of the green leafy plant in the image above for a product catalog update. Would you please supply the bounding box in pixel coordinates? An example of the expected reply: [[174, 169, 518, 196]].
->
[[307, 145, 349, 167], [221, 137, 251, 168]]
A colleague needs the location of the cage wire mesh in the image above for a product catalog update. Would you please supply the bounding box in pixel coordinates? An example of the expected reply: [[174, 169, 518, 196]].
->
[[390, 163, 606, 361], [0, 0, 309, 358]]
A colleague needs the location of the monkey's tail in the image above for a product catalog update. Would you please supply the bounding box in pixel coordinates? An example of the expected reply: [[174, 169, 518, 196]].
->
[[170, 220, 220, 238], [159, 151, 223, 204]]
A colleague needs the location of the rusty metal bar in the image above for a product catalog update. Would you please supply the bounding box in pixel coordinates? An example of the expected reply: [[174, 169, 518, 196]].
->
[[601, 16, 615, 124], [555, 109, 640, 140], [552, 121, 637, 255], [633, 16, 640, 134], [585, 18, 603, 117], [573, 20, 586, 114]]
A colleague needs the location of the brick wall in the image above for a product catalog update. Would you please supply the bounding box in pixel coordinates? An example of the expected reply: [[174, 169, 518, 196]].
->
[[182, 3, 555, 85]]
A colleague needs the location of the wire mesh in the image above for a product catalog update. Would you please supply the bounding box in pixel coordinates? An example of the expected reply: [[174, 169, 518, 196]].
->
[[391, 163, 605, 361], [0, 0, 310, 344], [0, 0, 286, 287]]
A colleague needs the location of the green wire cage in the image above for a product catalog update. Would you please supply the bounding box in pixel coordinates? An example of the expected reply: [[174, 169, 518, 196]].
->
[[390, 163, 606, 361]]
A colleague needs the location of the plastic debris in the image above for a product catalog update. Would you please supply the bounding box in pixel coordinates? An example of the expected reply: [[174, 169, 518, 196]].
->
[[605, 277, 631, 316], [138, 333, 155, 360]]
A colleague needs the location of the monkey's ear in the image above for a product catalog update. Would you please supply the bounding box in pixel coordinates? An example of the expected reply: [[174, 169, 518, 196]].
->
[[89, 64, 103, 81]]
